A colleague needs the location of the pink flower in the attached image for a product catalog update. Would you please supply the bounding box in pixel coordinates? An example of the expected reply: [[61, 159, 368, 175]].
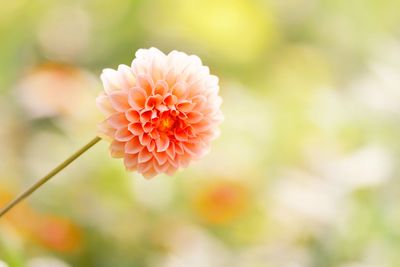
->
[[97, 48, 223, 178], [16, 63, 96, 119]]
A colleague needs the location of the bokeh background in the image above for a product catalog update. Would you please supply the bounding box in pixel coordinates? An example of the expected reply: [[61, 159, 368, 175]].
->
[[1, 0, 400, 266]]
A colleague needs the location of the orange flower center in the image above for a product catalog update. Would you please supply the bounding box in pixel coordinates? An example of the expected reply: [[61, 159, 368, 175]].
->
[[158, 116, 176, 132]]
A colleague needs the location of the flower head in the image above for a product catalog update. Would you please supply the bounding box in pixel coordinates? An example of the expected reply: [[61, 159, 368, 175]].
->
[[97, 48, 223, 178]]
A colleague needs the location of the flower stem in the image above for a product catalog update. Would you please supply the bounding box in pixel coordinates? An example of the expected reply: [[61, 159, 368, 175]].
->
[[0, 136, 102, 218]]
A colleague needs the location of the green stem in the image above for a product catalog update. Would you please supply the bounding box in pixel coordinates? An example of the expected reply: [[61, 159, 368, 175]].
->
[[0, 136, 102, 218]]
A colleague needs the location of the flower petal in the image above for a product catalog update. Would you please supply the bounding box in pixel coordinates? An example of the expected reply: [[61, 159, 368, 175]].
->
[[182, 142, 200, 156], [166, 142, 175, 159], [136, 74, 154, 94], [165, 165, 178, 176], [164, 94, 178, 107], [96, 94, 115, 115], [153, 159, 169, 173], [108, 113, 129, 129], [176, 101, 194, 113], [174, 129, 188, 142], [156, 135, 170, 152], [118, 64, 136, 88], [139, 133, 151, 146], [128, 87, 147, 109], [98, 120, 115, 140], [138, 147, 153, 163], [171, 82, 187, 98], [153, 80, 169, 95], [110, 140, 125, 158], [145, 95, 163, 109], [153, 151, 168, 165], [101, 69, 123, 93], [138, 161, 152, 174], [125, 137, 142, 154], [147, 140, 156, 152], [186, 111, 203, 124], [125, 109, 140, 122], [142, 165, 158, 179], [115, 127, 133, 142], [109, 91, 130, 112], [128, 122, 143, 135], [124, 154, 138, 171], [143, 122, 153, 133]]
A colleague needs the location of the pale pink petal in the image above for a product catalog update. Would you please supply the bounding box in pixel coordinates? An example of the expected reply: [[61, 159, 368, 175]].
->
[[139, 133, 151, 146], [110, 140, 125, 158], [108, 113, 129, 129], [186, 111, 204, 124], [138, 161, 152, 174], [147, 140, 156, 152], [165, 165, 178, 176], [138, 147, 153, 163], [164, 94, 178, 107], [96, 94, 115, 115], [150, 60, 165, 82], [149, 128, 160, 139], [178, 155, 191, 168], [156, 135, 169, 152], [108, 91, 130, 112], [128, 122, 143, 135], [153, 80, 169, 95], [176, 101, 195, 113], [97, 120, 115, 140], [117, 64, 136, 88], [153, 159, 169, 173], [101, 69, 124, 93], [190, 95, 207, 109], [166, 142, 176, 159], [115, 127, 133, 142], [192, 120, 213, 132], [165, 67, 177, 86], [182, 142, 200, 156], [128, 87, 147, 109], [136, 74, 154, 95], [124, 154, 138, 171], [125, 109, 140, 122], [153, 151, 168, 165], [142, 165, 158, 179], [167, 156, 179, 168], [174, 129, 188, 142], [175, 143, 184, 155], [140, 109, 152, 123], [171, 82, 187, 98], [125, 137, 142, 154], [145, 95, 163, 109], [142, 122, 153, 133]]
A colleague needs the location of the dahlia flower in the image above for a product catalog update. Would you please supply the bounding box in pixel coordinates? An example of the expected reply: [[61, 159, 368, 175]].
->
[[97, 48, 223, 178]]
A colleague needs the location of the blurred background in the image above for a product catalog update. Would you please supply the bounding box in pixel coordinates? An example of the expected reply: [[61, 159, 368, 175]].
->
[[1, 0, 400, 266]]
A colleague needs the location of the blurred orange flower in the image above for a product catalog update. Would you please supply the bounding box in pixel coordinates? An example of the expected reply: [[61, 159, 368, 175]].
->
[[0, 188, 37, 225], [0, 188, 82, 253], [16, 62, 96, 118], [30, 215, 82, 252], [194, 181, 249, 225]]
